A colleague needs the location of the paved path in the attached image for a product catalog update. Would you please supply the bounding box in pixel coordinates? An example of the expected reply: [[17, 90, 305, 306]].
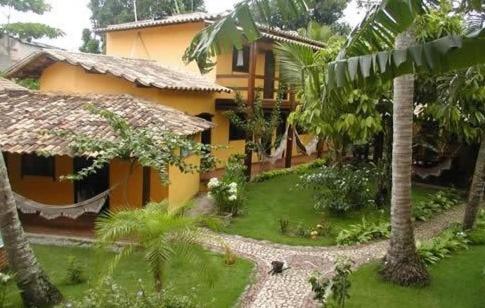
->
[[200, 205, 465, 308], [27, 205, 465, 308]]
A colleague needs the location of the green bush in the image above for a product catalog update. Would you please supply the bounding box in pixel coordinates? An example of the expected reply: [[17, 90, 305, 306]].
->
[[309, 257, 353, 308], [66, 277, 195, 308], [413, 189, 461, 222], [251, 159, 326, 183], [417, 226, 470, 266], [207, 155, 246, 215], [336, 219, 390, 246], [299, 164, 378, 214], [468, 210, 485, 245], [64, 256, 85, 285], [0, 272, 13, 308]]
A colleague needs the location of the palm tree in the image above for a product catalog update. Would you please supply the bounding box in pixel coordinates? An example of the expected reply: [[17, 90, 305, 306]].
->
[[0, 151, 63, 307], [183, 0, 485, 285], [96, 202, 199, 292], [465, 136, 485, 229]]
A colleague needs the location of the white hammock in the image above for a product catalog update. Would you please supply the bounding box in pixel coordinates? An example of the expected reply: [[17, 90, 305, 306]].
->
[[413, 158, 453, 179], [262, 127, 319, 165], [15, 190, 110, 220], [294, 131, 319, 156]]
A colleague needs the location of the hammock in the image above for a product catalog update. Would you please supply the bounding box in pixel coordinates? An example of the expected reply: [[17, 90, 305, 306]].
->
[[262, 127, 319, 165], [413, 158, 453, 179], [14, 190, 110, 220]]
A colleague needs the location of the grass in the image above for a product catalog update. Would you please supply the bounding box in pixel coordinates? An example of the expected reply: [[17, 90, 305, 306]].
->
[[224, 173, 438, 246], [5, 245, 253, 307], [346, 245, 485, 308]]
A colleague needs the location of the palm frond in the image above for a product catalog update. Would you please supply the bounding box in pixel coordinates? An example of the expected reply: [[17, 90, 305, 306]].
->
[[183, 0, 309, 73]]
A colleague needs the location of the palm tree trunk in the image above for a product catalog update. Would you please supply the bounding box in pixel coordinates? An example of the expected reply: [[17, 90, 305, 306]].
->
[[0, 152, 63, 307], [463, 134, 485, 230], [380, 31, 429, 286], [153, 265, 163, 292]]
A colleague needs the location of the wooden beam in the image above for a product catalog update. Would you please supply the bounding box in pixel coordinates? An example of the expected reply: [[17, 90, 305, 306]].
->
[[285, 88, 296, 168], [142, 167, 151, 206], [244, 43, 258, 180]]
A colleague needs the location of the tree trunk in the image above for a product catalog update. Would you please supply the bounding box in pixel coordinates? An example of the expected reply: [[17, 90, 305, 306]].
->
[[463, 134, 485, 230], [380, 31, 429, 286], [0, 152, 63, 307]]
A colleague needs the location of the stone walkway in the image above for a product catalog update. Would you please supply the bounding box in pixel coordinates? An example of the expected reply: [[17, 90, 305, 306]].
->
[[200, 205, 466, 308], [26, 205, 465, 308]]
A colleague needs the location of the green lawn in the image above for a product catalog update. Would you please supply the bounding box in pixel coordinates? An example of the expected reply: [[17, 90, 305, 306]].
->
[[224, 174, 437, 246], [5, 245, 253, 307], [346, 245, 485, 308]]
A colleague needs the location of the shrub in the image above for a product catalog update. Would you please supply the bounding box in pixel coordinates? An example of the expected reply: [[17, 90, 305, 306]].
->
[[413, 189, 461, 222], [207, 155, 246, 215], [64, 256, 85, 285], [469, 210, 485, 245], [336, 219, 390, 246], [309, 258, 353, 308], [223, 244, 236, 266], [279, 218, 289, 234], [299, 164, 377, 214], [251, 159, 327, 183], [66, 277, 196, 308], [417, 226, 470, 266], [0, 273, 13, 308]]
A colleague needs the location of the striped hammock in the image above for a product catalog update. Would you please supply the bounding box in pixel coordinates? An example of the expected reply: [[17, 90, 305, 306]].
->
[[14, 190, 110, 220]]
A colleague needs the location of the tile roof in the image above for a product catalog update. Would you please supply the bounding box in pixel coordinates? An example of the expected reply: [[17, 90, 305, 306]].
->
[[5, 49, 231, 93], [0, 77, 28, 92], [96, 12, 326, 49], [0, 91, 213, 156]]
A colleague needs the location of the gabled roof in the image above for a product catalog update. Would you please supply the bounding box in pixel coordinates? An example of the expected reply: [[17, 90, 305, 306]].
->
[[0, 77, 28, 92], [5, 49, 231, 93], [96, 12, 326, 50], [0, 91, 213, 156]]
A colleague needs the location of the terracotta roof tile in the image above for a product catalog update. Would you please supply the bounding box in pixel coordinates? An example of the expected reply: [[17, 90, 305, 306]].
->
[[0, 91, 213, 156], [5, 49, 231, 93], [0, 78, 28, 92], [96, 12, 325, 49]]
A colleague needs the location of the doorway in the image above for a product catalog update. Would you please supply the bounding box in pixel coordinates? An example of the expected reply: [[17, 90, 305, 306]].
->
[[74, 157, 110, 210]]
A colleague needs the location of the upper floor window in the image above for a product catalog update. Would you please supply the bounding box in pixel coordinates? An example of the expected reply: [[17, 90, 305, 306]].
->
[[232, 46, 250, 73], [21, 154, 55, 178]]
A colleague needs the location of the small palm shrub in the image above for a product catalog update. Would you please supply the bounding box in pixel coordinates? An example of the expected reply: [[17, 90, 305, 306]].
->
[[64, 256, 85, 285], [417, 226, 470, 266], [309, 258, 353, 308], [336, 219, 390, 246], [96, 202, 201, 293], [207, 155, 246, 215], [413, 189, 461, 221], [299, 164, 377, 214]]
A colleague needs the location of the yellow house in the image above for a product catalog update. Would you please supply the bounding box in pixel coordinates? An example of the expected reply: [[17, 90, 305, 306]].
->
[[3, 12, 324, 231], [0, 81, 213, 230]]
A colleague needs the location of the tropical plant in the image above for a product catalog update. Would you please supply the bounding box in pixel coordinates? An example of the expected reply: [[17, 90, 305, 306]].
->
[[57, 106, 216, 185], [0, 272, 13, 308], [299, 164, 378, 213], [0, 0, 64, 41], [336, 219, 390, 246], [67, 276, 196, 308], [412, 189, 461, 221], [95, 202, 201, 292], [224, 93, 281, 168], [64, 256, 85, 285], [207, 178, 244, 216], [309, 257, 353, 308], [417, 226, 470, 265], [0, 150, 63, 306]]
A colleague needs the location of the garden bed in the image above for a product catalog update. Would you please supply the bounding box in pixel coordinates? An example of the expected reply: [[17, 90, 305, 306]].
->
[[223, 173, 441, 246], [5, 245, 254, 307]]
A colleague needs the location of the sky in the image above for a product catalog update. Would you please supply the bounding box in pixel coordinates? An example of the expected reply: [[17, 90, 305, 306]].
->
[[0, 0, 363, 51]]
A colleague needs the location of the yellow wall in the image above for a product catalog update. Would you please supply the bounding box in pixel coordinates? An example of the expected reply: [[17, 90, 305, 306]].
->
[[5, 153, 169, 210], [105, 22, 214, 79], [6, 153, 74, 205]]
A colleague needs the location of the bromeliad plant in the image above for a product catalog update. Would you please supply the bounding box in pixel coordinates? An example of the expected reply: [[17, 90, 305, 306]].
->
[[95, 202, 202, 293], [56, 105, 216, 184]]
